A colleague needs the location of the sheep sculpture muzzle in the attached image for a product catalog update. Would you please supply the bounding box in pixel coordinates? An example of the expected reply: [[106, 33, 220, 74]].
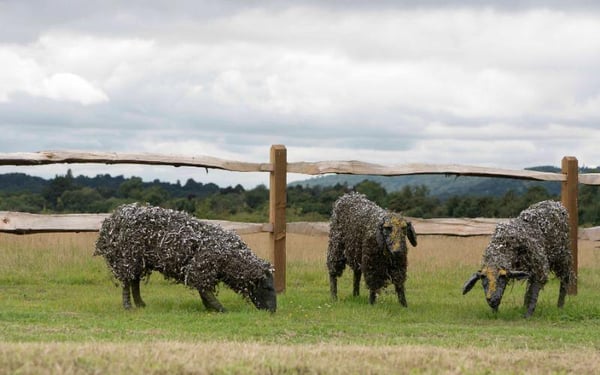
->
[[463, 267, 530, 312], [248, 270, 277, 313]]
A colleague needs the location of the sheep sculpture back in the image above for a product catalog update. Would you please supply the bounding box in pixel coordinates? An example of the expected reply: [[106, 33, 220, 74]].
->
[[462, 200, 574, 317], [94, 203, 276, 313], [327, 192, 418, 305]]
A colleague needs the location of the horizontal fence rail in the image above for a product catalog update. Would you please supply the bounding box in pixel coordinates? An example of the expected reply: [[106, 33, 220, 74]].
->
[[0, 211, 272, 235], [2, 211, 599, 241], [579, 173, 600, 185], [288, 161, 568, 182], [2, 151, 599, 184], [0, 151, 272, 172]]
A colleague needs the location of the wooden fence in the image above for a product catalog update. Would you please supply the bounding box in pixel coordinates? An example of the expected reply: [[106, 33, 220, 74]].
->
[[2, 146, 600, 293]]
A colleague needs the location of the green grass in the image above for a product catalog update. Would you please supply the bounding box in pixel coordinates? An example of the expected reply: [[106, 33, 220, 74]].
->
[[2, 255, 600, 349], [2, 233, 600, 373]]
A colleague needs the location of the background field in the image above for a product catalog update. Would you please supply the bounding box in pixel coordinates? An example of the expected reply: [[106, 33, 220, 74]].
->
[[1, 232, 600, 374]]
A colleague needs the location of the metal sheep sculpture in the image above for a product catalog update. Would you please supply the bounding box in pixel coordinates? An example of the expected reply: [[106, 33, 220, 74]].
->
[[94, 203, 276, 313], [327, 192, 418, 306], [462, 200, 574, 317]]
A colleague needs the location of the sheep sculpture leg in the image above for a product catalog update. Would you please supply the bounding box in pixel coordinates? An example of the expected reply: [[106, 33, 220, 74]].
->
[[369, 290, 377, 305], [558, 278, 569, 308], [131, 278, 146, 308], [121, 278, 146, 309], [352, 270, 362, 297], [122, 280, 132, 310], [523, 281, 542, 318], [329, 275, 338, 300], [199, 291, 226, 312], [395, 284, 408, 307]]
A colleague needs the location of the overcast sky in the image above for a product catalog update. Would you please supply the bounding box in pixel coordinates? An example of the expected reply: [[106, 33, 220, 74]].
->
[[1, 0, 599, 188]]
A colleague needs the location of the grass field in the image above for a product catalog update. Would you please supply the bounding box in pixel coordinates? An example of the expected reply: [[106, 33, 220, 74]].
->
[[1, 232, 600, 374]]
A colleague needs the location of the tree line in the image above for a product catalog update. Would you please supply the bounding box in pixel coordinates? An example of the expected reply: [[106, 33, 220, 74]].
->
[[0, 170, 599, 225]]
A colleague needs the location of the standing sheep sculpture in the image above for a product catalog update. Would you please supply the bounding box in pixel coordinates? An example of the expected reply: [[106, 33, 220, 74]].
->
[[462, 200, 574, 317], [94, 203, 276, 313], [327, 192, 418, 306]]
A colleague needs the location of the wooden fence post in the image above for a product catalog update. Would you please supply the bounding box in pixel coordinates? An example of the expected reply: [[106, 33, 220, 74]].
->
[[561, 156, 578, 295], [269, 145, 287, 293]]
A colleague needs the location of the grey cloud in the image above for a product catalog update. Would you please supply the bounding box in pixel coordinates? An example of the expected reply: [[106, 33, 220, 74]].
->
[[3, 0, 600, 43], [2, 0, 600, 188]]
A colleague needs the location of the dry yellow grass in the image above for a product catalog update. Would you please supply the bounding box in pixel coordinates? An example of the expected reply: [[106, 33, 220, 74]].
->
[[2, 341, 600, 375], [1, 231, 598, 273], [244, 232, 600, 270]]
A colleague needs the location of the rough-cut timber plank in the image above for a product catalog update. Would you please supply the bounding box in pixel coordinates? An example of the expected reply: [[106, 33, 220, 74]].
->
[[287, 161, 566, 182], [0, 212, 270, 235], [0, 151, 272, 173], [579, 173, 600, 185], [0, 212, 110, 233], [285, 219, 508, 237], [287, 220, 599, 240], [408, 217, 509, 236], [580, 227, 600, 242], [286, 222, 330, 236], [2, 212, 598, 240]]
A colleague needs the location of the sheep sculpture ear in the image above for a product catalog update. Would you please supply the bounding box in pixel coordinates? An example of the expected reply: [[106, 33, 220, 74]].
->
[[406, 221, 417, 247], [462, 271, 482, 295]]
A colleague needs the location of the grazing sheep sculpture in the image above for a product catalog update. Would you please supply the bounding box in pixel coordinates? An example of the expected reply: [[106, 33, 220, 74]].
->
[[462, 200, 574, 317], [327, 192, 418, 305], [94, 203, 276, 313]]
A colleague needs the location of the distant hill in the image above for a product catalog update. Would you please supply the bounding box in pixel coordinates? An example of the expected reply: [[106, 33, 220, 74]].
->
[[0, 172, 221, 199], [0, 173, 49, 193], [289, 166, 566, 200], [2, 165, 596, 200]]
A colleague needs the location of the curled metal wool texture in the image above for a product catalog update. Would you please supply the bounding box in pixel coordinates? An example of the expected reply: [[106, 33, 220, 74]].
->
[[94, 203, 273, 298]]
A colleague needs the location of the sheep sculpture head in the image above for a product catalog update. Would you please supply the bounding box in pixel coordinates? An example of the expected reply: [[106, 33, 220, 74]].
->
[[248, 268, 277, 312], [376, 215, 418, 255], [462, 267, 529, 312]]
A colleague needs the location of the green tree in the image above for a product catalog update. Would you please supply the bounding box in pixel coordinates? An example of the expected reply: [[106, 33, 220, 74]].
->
[[142, 186, 169, 206], [245, 184, 269, 209], [42, 169, 76, 209], [355, 180, 387, 205], [60, 187, 105, 212], [118, 177, 144, 199]]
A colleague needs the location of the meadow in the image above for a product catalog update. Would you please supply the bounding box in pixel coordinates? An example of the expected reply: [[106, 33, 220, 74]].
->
[[1, 231, 600, 374]]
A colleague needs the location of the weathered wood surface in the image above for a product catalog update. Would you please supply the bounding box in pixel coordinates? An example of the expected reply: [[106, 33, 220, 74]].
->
[[561, 156, 579, 294], [3, 150, 598, 185], [0, 151, 271, 173], [579, 227, 600, 242], [287, 161, 566, 182], [0, 212, 111, 234], [286, 218, 508, 237], [269, 145, 287, 293], [2, 212, 598, 240], [579, 173, 600, 185], [0, 212, 270, 235]]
